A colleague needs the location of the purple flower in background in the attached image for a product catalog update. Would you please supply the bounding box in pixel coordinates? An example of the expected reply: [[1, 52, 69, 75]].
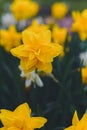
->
[[58, 16, 73, 34]]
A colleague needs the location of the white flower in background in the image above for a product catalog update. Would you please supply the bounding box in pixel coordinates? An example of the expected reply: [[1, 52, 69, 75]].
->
[[19, 66, 43, 88], [1, 13, 17, 27], [17, 20, 27, 30], [79, 51, 87, 66], [36, 16, 44, 24]]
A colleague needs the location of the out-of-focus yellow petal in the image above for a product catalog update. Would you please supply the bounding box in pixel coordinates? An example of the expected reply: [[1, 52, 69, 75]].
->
[[0, 127, 6, 130], [79, 32, 87, 41], [81, 9, 87, 18], [27, 19, 49, 34], [71, 9, 87, 41], [38, 30, 51, 44], [72, 11, 81, 21], [37, 62, 52, 73], [51, 2, 68, 19], [52, 26, 67, 46], [10, 0, 39, 21], [0, 25, 21, 52], [22, 30, 37, 45], [81, 67, 87, 84]]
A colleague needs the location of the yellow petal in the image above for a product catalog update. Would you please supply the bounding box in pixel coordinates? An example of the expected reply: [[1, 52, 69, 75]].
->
[[80, 112, 87, 122], [76, 121, 87, 129], [14, 103, 31, 119], [38, 30, 51, 44], [72, 111, 79, 126], [37, 43, 63, 63], [25, 117, 47, 129], [10, 45, 30, 58], [0, 110, 23, 128], [79, 32, 87, 41], [9, 25, 16, 32], [64, 126, 75, 130], [0, 127, 6, 130], [7, 127, 20, 130], [20, 58, 37, 73], [22, 30, 37, 45], [37, 62, 52, 73], [0, 110, 15, 127]]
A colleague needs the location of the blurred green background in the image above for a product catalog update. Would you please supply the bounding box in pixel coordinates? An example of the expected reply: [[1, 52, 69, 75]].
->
[[1, 0, 87, 12]]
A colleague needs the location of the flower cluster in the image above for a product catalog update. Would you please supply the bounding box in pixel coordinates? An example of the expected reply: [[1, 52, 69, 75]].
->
[[1, 1, 87, 130]]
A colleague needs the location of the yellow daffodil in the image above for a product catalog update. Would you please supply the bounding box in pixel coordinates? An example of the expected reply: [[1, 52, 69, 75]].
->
[[72, 9, 87, 41], [65, 111, 87, 130], [11, 30, 63, 73], [27, 19, 49, 33], [0, 103, 47, 130], [52, 25, 67, 46], [81, 67, 87, 84], [10, 0, 39, 21], [72, 11, 81, 21], [51, 2, 68, 19], [0, 25, 21, 52]]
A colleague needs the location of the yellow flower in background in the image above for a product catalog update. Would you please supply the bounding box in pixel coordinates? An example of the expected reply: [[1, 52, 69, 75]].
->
[[52, 25, 67, 46], [11, 30, 63, 73], [0, 25, 21, 52], [72, 11, 81, 21], [65, 111, 87, 130], [81, 67, 87, 84], [0, 103, 47, 130], [72, 9, 87, 41], [51, 2, 68, 19], [27, 19, 49, 33], [10, 0, 39, 21]]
